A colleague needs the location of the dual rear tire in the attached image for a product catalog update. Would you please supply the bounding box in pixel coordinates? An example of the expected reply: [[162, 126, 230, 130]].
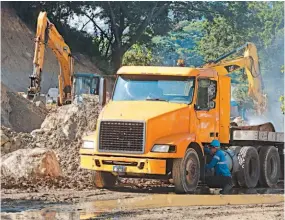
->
[[233, 146, 280, 188]]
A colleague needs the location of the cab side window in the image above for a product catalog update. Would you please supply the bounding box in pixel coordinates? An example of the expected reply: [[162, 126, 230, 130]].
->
[[196, 79, 217, 110]]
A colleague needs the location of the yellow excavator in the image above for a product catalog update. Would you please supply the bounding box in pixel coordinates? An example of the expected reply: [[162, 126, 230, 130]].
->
[[176, 43, 266, 115], [203, 42, 266, 115], [28, 11, 105, 106]]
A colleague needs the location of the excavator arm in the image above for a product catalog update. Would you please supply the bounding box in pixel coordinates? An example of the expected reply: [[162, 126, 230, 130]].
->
[[28, 11, 73, 105], [203, 42, 266, 114]]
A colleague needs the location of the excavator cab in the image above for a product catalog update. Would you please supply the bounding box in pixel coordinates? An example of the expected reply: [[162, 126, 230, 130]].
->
[[72, 73, 106, 106], [73, 73, 101, 96]]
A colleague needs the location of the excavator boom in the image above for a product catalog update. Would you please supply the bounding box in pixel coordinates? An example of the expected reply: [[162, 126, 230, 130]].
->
[[203, 42, 266, 114], [28, 12, 73, 105]]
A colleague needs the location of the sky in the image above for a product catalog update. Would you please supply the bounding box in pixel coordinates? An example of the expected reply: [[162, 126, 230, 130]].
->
[[67, 8, 107, 36]]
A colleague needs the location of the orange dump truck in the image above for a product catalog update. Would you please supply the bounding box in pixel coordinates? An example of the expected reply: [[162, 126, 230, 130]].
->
[[80, 43, 284, 193]]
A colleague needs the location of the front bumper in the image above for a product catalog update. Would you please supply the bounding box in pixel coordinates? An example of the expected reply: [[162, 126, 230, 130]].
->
[[80, 155, 166, 175]]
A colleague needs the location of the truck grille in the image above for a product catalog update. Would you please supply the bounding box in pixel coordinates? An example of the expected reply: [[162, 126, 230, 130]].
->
[[98, 121, 145, 153]]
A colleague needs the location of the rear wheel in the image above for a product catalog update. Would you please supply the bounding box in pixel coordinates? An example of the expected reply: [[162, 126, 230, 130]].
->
[[258, 146, 280, 187], [172, 148, 200, 193], [92, 171, 117, 189], [237, 146, 260, 188], [228, 146, 241, 187]]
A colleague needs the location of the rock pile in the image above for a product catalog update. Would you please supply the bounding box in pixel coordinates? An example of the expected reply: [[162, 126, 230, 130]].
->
[[1, 95, 101, 191], [1, 126, 33, 155], [1, 82, 48, 133]]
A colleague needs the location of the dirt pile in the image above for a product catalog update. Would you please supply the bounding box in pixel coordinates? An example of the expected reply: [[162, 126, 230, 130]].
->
[[1, 95, 101, 191], [31, 95, 100, 182], [1, 126, 33, 154], [1, 82, 48, 133], [1, 83, 12, 128]]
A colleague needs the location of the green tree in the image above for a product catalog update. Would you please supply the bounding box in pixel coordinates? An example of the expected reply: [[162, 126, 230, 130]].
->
[[66, 2, 173, 71], [151, 21, 204, 67], [58, 1, 243, 71], [122, 44, 158, 66], [10, 1, 103, 63]]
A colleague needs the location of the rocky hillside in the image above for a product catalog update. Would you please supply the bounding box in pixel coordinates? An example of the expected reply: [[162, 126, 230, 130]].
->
[[1, 3, 101, 93]]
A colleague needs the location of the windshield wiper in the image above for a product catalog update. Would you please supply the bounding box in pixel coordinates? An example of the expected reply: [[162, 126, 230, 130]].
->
[[145, 98, 168, 102]]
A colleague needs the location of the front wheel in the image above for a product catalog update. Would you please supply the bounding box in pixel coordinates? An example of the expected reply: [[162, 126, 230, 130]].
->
[[172, 148, 200, 193]]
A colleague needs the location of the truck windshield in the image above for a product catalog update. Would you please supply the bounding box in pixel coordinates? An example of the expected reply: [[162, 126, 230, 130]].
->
[[113, 75, 195, 104]]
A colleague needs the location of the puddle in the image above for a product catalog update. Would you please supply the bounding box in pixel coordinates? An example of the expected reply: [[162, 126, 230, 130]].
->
[[81, 193, 284, 213], [1, 187, 284, 220], [1, 199, 67, 213]]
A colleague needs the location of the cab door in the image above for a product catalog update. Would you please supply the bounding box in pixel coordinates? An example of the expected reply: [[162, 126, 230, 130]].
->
[[194, 77, 219, 143]]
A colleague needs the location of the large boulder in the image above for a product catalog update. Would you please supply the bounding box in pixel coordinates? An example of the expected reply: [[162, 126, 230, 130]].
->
[[1, 148, 61, 179]]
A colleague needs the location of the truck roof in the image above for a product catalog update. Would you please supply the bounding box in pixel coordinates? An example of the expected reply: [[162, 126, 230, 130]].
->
[[117, 66, 217, 77]]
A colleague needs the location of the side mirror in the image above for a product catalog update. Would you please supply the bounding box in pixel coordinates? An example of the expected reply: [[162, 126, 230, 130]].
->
[[99, 78, 106, 106]]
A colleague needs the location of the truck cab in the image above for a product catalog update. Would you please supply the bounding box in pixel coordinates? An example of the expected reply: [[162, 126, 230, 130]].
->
[[80, 66, 233, 192]]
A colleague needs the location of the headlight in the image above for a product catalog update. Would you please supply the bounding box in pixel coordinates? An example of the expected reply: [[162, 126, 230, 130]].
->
[[151, 144, 176, 153], [82, 141, 95, 149]]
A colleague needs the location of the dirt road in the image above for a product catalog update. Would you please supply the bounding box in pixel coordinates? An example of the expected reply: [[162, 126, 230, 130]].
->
[[1, 186, 284, 220]]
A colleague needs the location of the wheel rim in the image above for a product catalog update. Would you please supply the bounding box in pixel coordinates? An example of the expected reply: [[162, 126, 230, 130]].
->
[[185, 157, 198, 184]]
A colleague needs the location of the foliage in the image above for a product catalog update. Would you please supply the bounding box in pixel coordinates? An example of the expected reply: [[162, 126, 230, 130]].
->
[[66, 2, 239, 71], [9, 1, 106, 68], [151, 21, 204, 67], [11, 1, 246, 72], [193, 2, 284, 114], [64, 1, 174, 71], [122, 44, 158, 66]]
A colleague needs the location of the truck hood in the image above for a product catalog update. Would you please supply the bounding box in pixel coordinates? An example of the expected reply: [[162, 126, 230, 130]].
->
[[99, 101, 188, 121]]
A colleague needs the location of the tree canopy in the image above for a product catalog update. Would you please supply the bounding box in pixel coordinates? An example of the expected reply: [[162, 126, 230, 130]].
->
[[11, 1, 259, 72]]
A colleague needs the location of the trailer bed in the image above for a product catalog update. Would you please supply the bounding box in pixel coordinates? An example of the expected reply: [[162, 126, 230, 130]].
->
[[232, 130, 284, 143]]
